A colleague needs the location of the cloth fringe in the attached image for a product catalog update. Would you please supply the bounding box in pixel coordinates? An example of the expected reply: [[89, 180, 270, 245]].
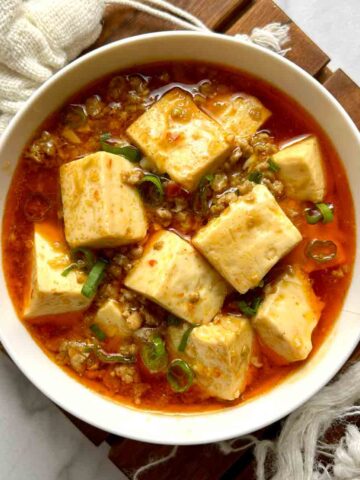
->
[[235, 22, 291, 56]]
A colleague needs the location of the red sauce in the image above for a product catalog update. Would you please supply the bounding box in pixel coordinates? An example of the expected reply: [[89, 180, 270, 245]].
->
[[2, 62, 356, 412]]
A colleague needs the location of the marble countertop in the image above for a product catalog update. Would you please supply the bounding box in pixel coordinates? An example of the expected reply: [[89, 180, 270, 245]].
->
[[1, 2, 359, 479]]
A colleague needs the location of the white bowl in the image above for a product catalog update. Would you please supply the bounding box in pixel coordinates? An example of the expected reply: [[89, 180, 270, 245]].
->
[[1, 32, 359, 445]]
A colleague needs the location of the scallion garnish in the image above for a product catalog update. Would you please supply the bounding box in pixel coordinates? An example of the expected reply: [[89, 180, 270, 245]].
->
[[61, 247, 96, 277], [178, 324, 199, 352], [68, 341, 135, 364], [167, 314, 182, 326], [140, 335, 168, 372], [248, 171, 263, 184], [316, 203, 334, 224], [64, 104, 87, 129], [238, 296, 262, 317], [194, 173, 214, 213], [90, 324, 107, 341], [305, 203, 334, 225], [61, 263, 77, 277], [305, 239, 337, 263], [139, 173, 164, 204], [81, 259, 107, 298], [305, 207, 323, 225], [167, 359, 194, 393], [93, 346, 135, 364], [100, 133, 141, 162], [71, 247, 96, 271], [268, 158, 280, 172]]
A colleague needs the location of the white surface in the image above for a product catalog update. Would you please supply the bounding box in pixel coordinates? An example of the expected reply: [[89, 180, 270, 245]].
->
[[0, 3, 359, 479], [276, 0, 360, 84]]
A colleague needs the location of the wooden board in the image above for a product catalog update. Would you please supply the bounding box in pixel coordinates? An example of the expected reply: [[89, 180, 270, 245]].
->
[[2, 0, 360, 479], [93, 0, 251, 47], [323, 69, 360, 129], [227, 0, 329, 75]]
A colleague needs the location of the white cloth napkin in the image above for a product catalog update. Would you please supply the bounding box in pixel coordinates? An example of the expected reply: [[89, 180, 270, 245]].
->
[[0, 0, 103, 132]]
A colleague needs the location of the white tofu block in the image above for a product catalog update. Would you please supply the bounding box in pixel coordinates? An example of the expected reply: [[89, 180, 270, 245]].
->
[[126, 89, 231, 191], [60, 152, 148, 248], [193, 185, 302, 294], [167, 314, 254, 400], [272, 136, 326, 202], [94, 299, 132, 338], [24, 224, 92, 318], [253, 269, 323, 362], [205, 93, 271, 138], [124, 230, 229, 324]]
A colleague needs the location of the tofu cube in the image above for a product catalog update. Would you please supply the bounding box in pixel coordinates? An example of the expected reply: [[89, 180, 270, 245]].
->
[[272, 136, 326, 202], [124, 230, 229, 324], [167, 314, 254, 400], [205, 93, 271, 138], [24, 224, 92, 318], [253, 269, 323, 362], [193, 185, 302, 294], [60, 152, 148, 248], [94, 299, 133, 338], [126, 89, 231, 191]]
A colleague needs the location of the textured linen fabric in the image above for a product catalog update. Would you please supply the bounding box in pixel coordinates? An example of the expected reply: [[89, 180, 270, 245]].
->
[[0, 0, 103, 132]]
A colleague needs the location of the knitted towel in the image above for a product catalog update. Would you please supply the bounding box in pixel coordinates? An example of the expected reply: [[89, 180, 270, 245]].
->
[[0, 0, 103, 132]]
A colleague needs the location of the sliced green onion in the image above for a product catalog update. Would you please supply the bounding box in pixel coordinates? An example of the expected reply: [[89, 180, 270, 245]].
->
[[140, 335, 168, 372], [64, 104, 87, 129], [167, 359, 194, 393], [305, 239, 337, 263], [194, 173, 214, 213], [70, 341, 135, 364], [305, 203, 334, 225], [93, 346, 135, 364], [81, 259, 107, 298], [305, 207, 323, 225], [238, 296, 262, 317], [100, 133, 141, 162], [316, 203, 334, 224], [90, 324, 107, 341], [61, 263, 77, 277], [268, 158, 280, 172], [167, 314, 182, 326], [139, 173, 164, 204], [62, 248, 96, 277], [71, 247, 96, 271], [248, 171, 263, 184], [178, 324, 198, 352]]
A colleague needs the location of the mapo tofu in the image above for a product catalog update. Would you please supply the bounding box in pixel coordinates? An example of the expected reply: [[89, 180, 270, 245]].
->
[[2, 62, 355, 411]]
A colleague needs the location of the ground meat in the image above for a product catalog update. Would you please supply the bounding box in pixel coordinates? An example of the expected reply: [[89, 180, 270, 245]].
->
[[155, 207, 172, 226], [122, 168, 144, 185], [113, 253, 133, 272], [126, 311, 143, 330], [25, 131, 57, 164], [113, 365, 140, 384], [85, 95, 105, 118], [129, 244, 144, 259], [211, 173, 228, 193], [237, 137, 254, 158]]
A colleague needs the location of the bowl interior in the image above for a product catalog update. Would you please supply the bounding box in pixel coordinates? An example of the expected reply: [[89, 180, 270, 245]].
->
[[0, 32, 359, 445]]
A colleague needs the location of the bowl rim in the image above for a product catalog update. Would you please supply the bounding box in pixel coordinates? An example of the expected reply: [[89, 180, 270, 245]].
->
[[1, 30, 360, 445]]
